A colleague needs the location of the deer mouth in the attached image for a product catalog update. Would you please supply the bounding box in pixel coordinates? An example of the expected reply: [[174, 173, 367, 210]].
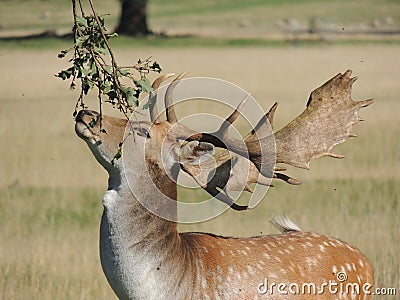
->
[[75, 110, 101, 143]]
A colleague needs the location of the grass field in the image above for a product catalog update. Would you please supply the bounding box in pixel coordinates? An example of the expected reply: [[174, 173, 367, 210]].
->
[[1, 0, 400, 38], [0, 0, 399, 299]]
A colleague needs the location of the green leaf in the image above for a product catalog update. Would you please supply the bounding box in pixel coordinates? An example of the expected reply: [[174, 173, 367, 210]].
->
[[151, 61, 162, 73], [112, 148, 122, 165], [89, 63, 99, 80], [55, 67, 75, 80], [106, 90, 118, 101], [100, 82, 111, 93], [75, 35, 90, 46], [142, 101, 150, 110], [126, 94, 138, 108], [118, 68, 130, 76], [135, 78, 153, 93], [75, 16, 87, 27], [82, 80, 91, 95], [56, 70, 67, 80], [104, 66, 113, 75], [95, 46, 109, 55], [81, 68, 90, 76], [121, 85, 138, 107], [58, 49, 70, 58]]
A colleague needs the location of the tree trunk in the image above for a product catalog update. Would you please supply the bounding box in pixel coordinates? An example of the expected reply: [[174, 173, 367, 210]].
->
[[116, 0, 151, 36]]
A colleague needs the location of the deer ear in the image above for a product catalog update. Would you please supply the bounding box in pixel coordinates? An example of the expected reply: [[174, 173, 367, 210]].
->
[[179, 141, 214, 165]]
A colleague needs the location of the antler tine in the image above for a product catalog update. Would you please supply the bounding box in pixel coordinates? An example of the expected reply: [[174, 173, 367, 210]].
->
[[218, 93, 250, 133], [274, 173, 301, 185], [149, 73, 175, 123], [165, 72, 188, 124], [273, 165, 286, 172], [265, 102, 278, 130], [152, 73, 176, 89], [255, 102, 278, 133], [245, 102, 278, 142], [354, 99, 374, 109], [214, 188, 249, 211]]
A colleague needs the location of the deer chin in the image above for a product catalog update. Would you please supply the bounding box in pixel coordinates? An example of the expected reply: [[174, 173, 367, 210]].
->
[[75, 121, 101, 144]]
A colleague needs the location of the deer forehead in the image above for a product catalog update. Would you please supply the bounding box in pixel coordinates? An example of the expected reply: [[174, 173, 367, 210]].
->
[[146, 123, 179, 156]]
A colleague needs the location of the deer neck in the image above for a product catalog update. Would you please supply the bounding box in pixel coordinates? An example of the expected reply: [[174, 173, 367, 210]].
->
[[103, 162, 178, 236], [100, 165, 188, 299]]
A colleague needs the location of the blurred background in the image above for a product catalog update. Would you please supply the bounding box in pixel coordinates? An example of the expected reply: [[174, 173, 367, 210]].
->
[[0, 0, 399, 298]]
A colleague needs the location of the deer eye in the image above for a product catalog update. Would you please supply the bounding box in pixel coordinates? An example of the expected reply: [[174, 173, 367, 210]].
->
[[134, 127, 151, 138]]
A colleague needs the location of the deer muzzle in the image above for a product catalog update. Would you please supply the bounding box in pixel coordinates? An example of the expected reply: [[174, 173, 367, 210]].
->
[[75, 110, 101, 143]]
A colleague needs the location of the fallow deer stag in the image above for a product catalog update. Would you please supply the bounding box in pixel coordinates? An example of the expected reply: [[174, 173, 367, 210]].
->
[[75, 70, 373, 299]]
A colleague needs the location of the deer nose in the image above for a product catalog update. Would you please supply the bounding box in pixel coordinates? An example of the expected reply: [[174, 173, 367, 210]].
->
[[75, 110, 99, 123]]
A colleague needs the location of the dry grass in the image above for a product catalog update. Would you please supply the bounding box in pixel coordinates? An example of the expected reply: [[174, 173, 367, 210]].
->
[[0, 44, 399, 299]]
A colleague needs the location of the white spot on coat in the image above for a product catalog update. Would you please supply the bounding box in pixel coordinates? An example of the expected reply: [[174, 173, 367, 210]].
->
[[202, 277, 207, 289], [358, 259, 364, 268], [247, 265, 255, 275]]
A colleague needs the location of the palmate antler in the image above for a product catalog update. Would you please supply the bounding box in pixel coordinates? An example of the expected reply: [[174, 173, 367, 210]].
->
[[152, 70, 373, 210], [274, 70, 374, 169]]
